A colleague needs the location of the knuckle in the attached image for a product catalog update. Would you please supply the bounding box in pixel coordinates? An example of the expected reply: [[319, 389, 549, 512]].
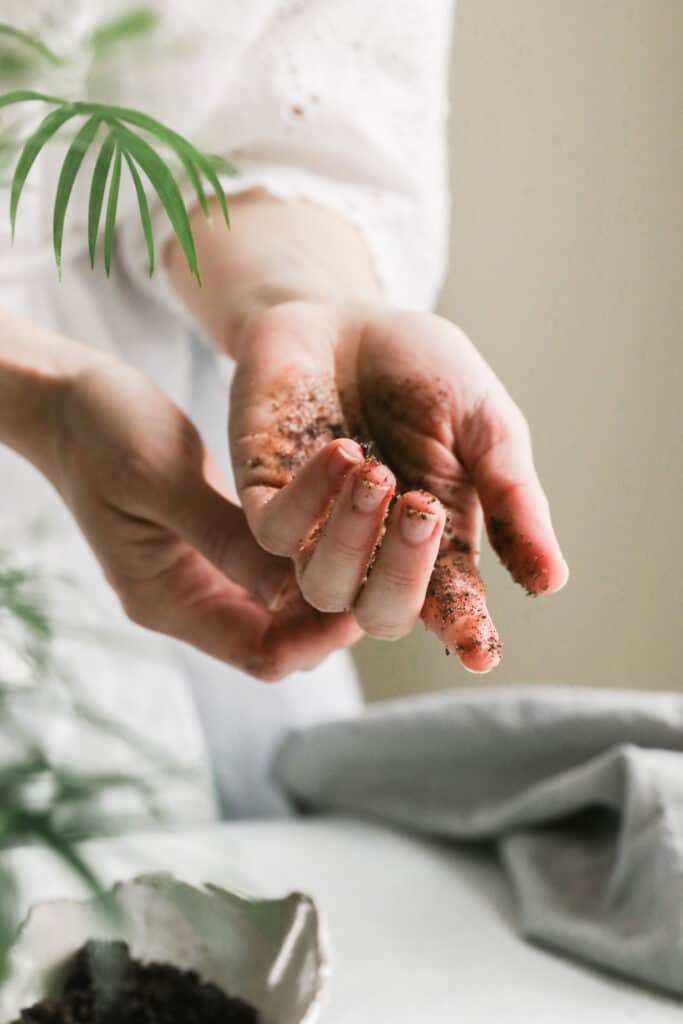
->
[[298, 557, 355, 612], [355, 608, 413, 642], [376, 565, 421, 592], [330, 534, 372, 562], [367, 621, 410, 642], [299, 578, 350, 614]]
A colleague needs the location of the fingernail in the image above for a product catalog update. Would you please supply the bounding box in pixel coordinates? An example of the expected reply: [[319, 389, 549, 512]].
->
[[257, 563, 296, 612], [352, 468, 393, 513], [400, 505, 439, 545], [327, 439, 363, 481]]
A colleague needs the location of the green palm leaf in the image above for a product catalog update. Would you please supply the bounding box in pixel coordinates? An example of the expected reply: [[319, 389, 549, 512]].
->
[[123, 149, 154, 276], [88, 8, 159, 54], [103, 144, 122, 276], [53, 115, 101, 274], [77, 103, 229, 226], [206, 153, 238, 177], [0, 24, 62, 66], [88, 130, 116, 268], [0, 89, 64, 110], [1, 90, 234, 279], [9, 103, 77, 239], [114, 123, 200, 283], [104, 107, 212, 217]]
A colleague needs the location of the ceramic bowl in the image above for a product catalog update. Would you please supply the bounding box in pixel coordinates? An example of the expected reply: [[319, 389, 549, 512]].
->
[[0, 872, 331, 1024]]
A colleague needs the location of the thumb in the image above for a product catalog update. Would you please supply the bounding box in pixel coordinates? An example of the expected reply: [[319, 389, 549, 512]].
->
[[229, 302, 346, 540], [157, 463, 299, 613]]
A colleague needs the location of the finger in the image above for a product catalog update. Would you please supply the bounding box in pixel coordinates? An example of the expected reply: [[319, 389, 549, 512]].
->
[[246, 438, 364, 556], [170, 592, 362, 682], [119, 545, 269, 660], [354, 491, 445, 640], [261, 607, 364, 681], [401, 475, 501, 670], [466, 386, 569, 596], [122, 541, 362, 681], [296, 460, 396, 612], [156, 474, 299, 612], [164, 574, 362, 682], [229, 303, 348, 531], [422, 543, 502, 673]]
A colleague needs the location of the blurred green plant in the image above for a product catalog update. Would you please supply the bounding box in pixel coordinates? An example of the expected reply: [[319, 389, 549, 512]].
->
[[88, 8, 161, 55], [0, 9, 230, 982], [0, 24, 62, 68], [0, 549, 175, 981]]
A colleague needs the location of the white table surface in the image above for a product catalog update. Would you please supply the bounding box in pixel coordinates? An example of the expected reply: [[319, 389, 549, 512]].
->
[[3, 816, 681, 1022]]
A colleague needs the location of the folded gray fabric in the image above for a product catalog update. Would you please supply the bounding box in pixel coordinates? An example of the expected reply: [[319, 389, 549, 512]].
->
[[273, 686, 683, 997]]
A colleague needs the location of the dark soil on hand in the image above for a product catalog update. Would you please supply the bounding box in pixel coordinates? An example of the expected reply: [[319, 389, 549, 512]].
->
[[488, 514, 547, 595], [247, 375, 347, 478], [14, 941, 260, 1024], [426, 542, 502, 660]]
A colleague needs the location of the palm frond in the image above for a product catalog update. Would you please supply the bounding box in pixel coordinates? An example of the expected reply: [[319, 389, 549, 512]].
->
[[112, 122, 200, 282], [0, 24, 62, 67], [103, 142, 122, 276], [53, 116, 102, 273], [206, 152, 238, 178], [9, 103, 78, 240], [79, 101, 231, 229], [123, 149, 154, 276], [1, 90, 233, 281], [88, 129, 116, 268], [88, 8, 160, 54]]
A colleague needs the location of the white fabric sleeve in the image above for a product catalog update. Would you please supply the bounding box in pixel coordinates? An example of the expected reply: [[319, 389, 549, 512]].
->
[[116, 0, 455, 321]]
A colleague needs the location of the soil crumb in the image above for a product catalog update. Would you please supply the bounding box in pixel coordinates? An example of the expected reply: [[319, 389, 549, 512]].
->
[[14, 940, 260, 1024]]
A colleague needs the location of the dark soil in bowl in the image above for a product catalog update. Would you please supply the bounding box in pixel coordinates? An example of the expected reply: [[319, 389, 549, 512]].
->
[[14, 940, 261, 1024]]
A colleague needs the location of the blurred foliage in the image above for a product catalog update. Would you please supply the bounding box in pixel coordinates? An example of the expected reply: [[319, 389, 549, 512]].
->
[[0, 552, 167, 981], [88, 7, 161, 55], [0, 6, 230, 983]]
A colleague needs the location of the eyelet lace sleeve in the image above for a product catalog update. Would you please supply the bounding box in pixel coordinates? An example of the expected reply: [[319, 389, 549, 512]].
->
[[116, 0, 455, 319]]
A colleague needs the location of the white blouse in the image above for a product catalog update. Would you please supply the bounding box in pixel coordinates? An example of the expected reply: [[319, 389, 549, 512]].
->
[[0, 0, 454, 824]]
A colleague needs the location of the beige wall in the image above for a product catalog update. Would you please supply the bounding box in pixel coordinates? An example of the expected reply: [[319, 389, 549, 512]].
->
[[355, 0, 683, 700]]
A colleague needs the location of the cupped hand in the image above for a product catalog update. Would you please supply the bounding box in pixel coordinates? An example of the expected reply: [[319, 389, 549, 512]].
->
[[50, 355, 361, 679], [230, 300, 569, 672]]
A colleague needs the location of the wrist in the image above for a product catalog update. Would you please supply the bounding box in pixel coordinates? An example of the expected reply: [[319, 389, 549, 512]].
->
[[0, 310, 105, 481], [228, 289, 380, 365], [165, 190, 382, 361]]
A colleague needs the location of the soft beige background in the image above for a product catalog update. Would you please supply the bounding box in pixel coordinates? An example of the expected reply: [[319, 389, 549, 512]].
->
[[355, 0, 683, 700]]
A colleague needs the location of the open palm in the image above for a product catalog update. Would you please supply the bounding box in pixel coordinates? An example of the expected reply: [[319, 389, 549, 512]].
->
[[230, 300, 568, 673]]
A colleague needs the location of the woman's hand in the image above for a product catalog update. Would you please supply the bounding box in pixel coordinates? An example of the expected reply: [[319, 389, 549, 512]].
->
[[167, 190, 568, 674], [50, 355, 363, 678], [0, 311, 360, 680], [228, 300, 568, 673]]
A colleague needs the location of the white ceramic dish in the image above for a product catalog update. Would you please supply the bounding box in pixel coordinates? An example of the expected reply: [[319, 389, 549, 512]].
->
[[0, 873, 331, 1024]]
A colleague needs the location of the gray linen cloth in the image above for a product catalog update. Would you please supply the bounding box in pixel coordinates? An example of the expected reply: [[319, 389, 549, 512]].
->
[[273, 686, 683, 997]]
